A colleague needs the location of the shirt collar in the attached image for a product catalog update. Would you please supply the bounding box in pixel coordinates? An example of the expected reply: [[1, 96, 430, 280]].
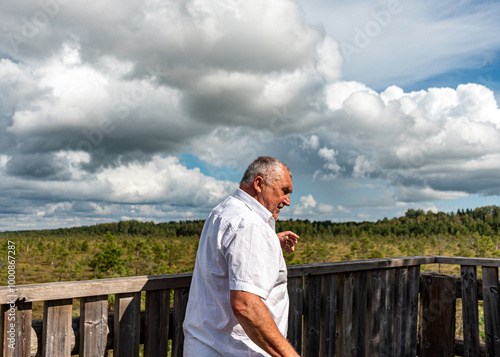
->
[[233, 188, 276, 230]]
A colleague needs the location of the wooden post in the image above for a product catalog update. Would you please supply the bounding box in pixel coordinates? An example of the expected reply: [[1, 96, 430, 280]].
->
[[41, 299, 72, 357], [482, 267, 500, 357], [395, 268, 408, 357], [287, 276, 304, 355], [144, 289, 171, 357], [337, 272, 353, 356], [1, 303, 14, 357], [1, 302, 33, 357], [114, 292, 140, 357], [461, 265, 480, 357], [354, 271, 367, 357], [367, 270, 382, 356], [80, 295, 108, 357], [406, 266, 420, 357], [418, 274, 456, 357], [320, 274, 338, 357], [303, 275, 321, 357], [171, 287, 189, 357], [15, 300, 32, 357], [382, 268, 396, 357]]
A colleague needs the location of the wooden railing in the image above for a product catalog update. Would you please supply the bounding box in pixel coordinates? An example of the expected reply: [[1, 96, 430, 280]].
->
[[1, 256, 499, 356]]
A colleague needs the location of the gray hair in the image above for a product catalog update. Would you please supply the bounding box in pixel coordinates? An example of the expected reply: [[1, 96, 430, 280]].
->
[[239, 156, 292, 187]]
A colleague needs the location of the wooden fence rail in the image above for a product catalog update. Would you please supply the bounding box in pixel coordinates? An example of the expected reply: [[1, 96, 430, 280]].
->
[[1, 256, 500, 356]]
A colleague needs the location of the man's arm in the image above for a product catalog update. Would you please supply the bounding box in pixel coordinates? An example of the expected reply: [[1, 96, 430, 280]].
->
[[230, 290, 300, 357]]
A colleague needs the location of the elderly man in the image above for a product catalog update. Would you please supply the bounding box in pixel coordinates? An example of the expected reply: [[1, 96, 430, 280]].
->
[[183, 156, 300, 356]]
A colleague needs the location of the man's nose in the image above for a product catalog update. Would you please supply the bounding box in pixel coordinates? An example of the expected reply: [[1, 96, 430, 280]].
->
[[284, 195, 291, 206]]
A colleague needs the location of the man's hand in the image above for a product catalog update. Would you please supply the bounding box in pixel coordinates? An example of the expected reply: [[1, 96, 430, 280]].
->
[[277, 231, 299, 254]]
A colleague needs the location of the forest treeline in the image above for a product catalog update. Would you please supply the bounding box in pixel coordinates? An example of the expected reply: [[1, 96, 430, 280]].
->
[[5, 205, 500, 238], [2, 205, 500, 285]]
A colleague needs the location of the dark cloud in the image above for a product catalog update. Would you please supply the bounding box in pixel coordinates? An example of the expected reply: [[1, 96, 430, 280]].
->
[[6, 153, 71, 180], [426, 171, 500, 196]]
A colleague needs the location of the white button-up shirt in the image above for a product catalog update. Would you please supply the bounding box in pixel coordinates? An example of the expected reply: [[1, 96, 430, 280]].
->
[[183, 189, 289, 356]]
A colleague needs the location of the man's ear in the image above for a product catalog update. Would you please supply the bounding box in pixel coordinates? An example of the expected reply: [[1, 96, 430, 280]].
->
[[253, 176, 265, 193]]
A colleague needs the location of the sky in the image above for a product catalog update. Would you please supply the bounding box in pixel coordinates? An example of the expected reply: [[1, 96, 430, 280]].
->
[[1, 0, 500, 231]]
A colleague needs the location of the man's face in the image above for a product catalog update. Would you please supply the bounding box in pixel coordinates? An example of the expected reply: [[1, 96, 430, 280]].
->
[[256, 166, 293, 220]]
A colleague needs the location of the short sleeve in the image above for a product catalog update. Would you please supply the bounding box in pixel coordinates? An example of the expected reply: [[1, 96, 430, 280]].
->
[[225, 223, 281, 300]]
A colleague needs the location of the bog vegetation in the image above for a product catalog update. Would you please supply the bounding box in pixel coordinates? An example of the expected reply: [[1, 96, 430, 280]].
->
[[2, 205, 500, 286]]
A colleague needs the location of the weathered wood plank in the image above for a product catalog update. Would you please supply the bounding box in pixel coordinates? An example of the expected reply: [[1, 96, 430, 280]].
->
[[287, 257, 436, 278], [320, 274, 338, 357], [406, 266, 420, 357], [461, 266, 480, 357], [367, 270, 382, 356], [41, 299, 72, 357], [1, 302, 33, 357], [0, 305, 3, 357], [1, 303, 14, 357], [303, 275, 321, 357], [14, 300, 32, 357], [395, 268, 408, 357], [336, 272, 354, 356], [0, 273, 192, 304], [287, 276, 303, 354], [435, 256, 500, 268], [418, 274, 456, 357], [353, 271, 367, 356], [79, 295, 107, 357], [144, 289, 170, 357], [394, 266, 419, 357], [383, 268, 396, 357], [171, 288, 189, 357], [482, 267, 500, 357], [113, 292, 140, 357]]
